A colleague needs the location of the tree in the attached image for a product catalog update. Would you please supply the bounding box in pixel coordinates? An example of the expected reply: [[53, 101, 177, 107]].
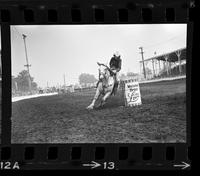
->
[[13, 70, 38, 92], [126, 72, 139, 77], [31, 82, 38, 91], [16, 70, 31, 92], [12, 76, 18, 93], [79, 73, 97, 85]]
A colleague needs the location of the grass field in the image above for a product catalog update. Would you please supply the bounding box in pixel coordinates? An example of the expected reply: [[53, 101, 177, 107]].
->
[[11, 78, 186, 143]]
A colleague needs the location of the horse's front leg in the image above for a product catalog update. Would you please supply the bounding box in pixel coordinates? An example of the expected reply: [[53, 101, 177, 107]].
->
[[100, 91, 112, 107], [86, 88, 101, 110]]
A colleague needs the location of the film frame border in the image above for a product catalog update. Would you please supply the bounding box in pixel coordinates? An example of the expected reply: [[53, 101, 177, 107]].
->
[[0, 0, 193, 171], [0, 0, 191, 24]]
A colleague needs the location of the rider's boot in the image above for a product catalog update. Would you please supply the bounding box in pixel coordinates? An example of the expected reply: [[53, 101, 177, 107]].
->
[[113, 81, 119, 95]]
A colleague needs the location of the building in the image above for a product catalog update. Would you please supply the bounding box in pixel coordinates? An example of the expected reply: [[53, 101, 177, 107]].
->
[[139, 47, 186, 79]]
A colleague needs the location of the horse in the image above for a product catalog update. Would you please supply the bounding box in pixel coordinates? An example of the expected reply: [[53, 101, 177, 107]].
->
[[86, 62, 115, 110]]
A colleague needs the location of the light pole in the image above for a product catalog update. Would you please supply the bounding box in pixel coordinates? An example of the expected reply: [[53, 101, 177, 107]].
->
[[22, 34, 32, 93], [139, 47, 146, 79]]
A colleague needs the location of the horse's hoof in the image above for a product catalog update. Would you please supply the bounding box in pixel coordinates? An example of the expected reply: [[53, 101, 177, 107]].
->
[[101, 101, 106, 107], [86, 106, 93, 110]]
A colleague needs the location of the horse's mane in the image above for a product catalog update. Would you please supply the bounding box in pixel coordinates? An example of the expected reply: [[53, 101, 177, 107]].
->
[[101, 65, 111, 76]]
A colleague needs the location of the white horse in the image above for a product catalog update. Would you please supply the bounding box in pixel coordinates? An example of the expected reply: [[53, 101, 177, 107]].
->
[[86, 62, 115, 110]]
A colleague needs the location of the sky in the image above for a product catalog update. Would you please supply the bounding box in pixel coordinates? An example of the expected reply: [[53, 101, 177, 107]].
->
[[10, 24, 187, 88]]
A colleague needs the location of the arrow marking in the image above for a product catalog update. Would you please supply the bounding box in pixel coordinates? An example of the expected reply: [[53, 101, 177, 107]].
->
[[83, 161, 101, 169], [174, 161, 190, 170]]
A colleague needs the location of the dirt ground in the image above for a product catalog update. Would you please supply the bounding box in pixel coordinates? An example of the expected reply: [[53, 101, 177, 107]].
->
[[11, 78, 186, 143]]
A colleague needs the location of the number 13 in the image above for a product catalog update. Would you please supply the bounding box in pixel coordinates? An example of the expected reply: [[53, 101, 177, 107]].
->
[[103, 162, 115, 169]]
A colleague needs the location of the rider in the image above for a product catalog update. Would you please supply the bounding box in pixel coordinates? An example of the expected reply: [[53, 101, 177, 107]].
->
[[109, 51, 122, 95]]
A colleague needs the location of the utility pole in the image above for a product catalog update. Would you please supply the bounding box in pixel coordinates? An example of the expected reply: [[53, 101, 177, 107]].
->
[[139, 47, 146, 79], [63, 74, 66, 91], [22, 34, 32, 93]]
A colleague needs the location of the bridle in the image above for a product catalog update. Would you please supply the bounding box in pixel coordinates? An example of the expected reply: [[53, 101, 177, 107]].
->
[[99, 66, 109, 81]]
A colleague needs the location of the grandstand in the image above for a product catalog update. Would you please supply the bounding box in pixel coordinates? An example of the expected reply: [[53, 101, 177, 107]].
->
[[139, 47, 186, 80]]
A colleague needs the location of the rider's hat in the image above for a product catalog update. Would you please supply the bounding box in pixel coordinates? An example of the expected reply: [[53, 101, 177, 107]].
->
[[114, 51, 120, 57]]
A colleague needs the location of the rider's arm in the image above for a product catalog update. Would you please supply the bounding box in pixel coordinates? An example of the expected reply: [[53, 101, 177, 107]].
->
[[109, 57, 114, 67]]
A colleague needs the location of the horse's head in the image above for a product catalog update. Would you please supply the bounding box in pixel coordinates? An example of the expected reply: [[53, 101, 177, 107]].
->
[[98, 64, 110, 81]]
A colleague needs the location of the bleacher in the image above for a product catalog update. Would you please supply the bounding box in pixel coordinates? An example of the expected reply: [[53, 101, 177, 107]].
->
[[158, 63, 186, 78]]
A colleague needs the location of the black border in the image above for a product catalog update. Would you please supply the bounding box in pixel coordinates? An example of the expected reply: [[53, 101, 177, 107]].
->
[[0, 0, 193, 172]]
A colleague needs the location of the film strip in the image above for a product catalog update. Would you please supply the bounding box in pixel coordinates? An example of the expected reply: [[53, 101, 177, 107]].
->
[[0, 0, 194, 172]]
